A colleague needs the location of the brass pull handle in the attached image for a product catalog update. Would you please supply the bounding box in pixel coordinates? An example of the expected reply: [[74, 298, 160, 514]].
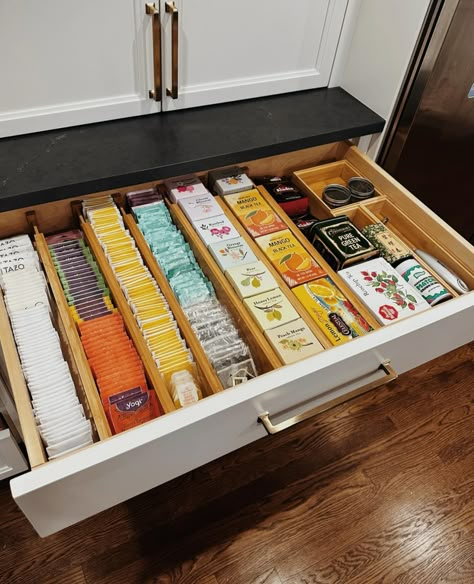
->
[[145, 3, 162, 101], [258, 360, 397, 435], [165, 1, 179, 99]]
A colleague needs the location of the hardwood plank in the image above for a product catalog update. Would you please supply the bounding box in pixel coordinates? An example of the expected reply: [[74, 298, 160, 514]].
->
[[196, 576, 219, 584], [249, 569, 284, 584], [439, 555, 474, 584], [284, 478, 473, 584], [1, 562, 88, 584]]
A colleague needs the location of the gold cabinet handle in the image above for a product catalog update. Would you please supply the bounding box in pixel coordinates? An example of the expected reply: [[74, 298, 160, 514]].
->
[[165, 1, 179, 99], [145, 3, 162, 101], [258, 360, 397, 435]]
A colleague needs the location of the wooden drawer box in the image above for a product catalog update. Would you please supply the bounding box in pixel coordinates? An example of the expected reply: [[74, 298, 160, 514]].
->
[[1, 142, 473, 537]]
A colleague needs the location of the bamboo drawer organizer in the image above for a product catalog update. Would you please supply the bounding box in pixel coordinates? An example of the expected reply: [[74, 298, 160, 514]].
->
[[1, 143, 473, 474]]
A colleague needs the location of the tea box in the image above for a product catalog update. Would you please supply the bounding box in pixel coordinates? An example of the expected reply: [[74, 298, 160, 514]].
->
[[215, 172, 254, 196], [226, 261, 277, 299], [164, 174, 209, 203], [307, 216, 378, 270], [178, 193, 222, 222], [258, 177, 309, 217], [293, 277, 372, 345], [256, 229, 326, 287], [265, 318, 324, 364], [194, 215, 240, 247], [223, 189, 287, 237], [208, 237, 257, 271], [244, 288, 299, 331], [338, 257, 430, 325], [362, 223, 412, 265]]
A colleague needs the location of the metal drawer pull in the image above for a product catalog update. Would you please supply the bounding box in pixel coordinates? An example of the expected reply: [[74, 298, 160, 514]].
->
[[258, 360, 397, 435], [165, 1, 179, 99], [145, 2, 162, 101]]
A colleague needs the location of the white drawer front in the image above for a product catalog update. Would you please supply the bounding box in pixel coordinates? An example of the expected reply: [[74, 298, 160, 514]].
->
[[10, 293, 474, 536]]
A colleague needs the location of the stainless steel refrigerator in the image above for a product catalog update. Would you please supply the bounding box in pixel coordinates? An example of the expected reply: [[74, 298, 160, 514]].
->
[[379, 0, 474, 243]]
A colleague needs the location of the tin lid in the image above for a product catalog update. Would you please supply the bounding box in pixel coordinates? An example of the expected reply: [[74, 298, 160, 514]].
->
[[348, 177, 375, 199], [322, 184, 351, 208]]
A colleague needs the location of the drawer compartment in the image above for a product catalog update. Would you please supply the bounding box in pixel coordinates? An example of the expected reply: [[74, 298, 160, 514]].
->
[[4, 142, 473, 537], [293, 159, 385, 218]]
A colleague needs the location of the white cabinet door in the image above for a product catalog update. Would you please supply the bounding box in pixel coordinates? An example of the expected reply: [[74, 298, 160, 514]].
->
[[161, 0, 348, 111], [0, 1, 161, 138]]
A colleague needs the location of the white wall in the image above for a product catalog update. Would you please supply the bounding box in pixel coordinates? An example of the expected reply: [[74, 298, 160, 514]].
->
[[331, 0, 431, 156]]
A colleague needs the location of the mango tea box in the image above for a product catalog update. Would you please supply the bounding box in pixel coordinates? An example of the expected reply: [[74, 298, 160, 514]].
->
[[256, 229, 326, 287], [224, 189, 287, 237]]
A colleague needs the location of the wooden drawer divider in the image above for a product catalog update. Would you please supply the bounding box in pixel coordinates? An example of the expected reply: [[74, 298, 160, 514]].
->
[[167, 202, 282, 373], [80, 219, 175, 414], [121, 210, 223, 396]]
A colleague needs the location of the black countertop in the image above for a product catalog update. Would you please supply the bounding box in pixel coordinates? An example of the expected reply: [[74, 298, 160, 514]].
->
[[0, 88, 384, 212]]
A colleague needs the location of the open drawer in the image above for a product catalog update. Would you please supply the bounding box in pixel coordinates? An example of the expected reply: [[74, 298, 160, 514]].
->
[[2, 142, 473, 536]]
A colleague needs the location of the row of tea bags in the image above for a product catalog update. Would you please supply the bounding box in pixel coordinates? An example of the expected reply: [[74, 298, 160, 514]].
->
[[0, 235, 92, 458], [130, 191, 258, 389]]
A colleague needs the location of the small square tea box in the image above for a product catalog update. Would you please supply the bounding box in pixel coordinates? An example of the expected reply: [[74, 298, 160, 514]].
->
[[226, 261, 277, 298], [208, 166, 244, 192], [265, 318, 324, 364], [223, 189, 287, 237], [244, 288, 299, 331], [338, 257, 430, 325], [194, 215, 240, 247], [178, 193, 222, 222], [256, 229, 326, 287], [164, 174, 209, 203], [215, 173, 254, 196], [208, 237, 257, 271]]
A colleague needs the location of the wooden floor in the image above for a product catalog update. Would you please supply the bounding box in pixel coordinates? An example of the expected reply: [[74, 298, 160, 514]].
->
[[0, 344, 473, 584]]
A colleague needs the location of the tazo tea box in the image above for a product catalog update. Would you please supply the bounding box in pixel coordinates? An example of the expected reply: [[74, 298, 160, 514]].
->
[[226, 261, 277, 298], [293, 277, 372, 346], [256, 229, 326, 287], [224, 189, 287, 237], [194, 215, 240, 247], [308, 216, 378, 270], [178, 193, 222, 222], [244, 288, 299, 331], [208, 237, 257, 271], [338, 257, 430, 325], [265, 318, 324, 364]]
